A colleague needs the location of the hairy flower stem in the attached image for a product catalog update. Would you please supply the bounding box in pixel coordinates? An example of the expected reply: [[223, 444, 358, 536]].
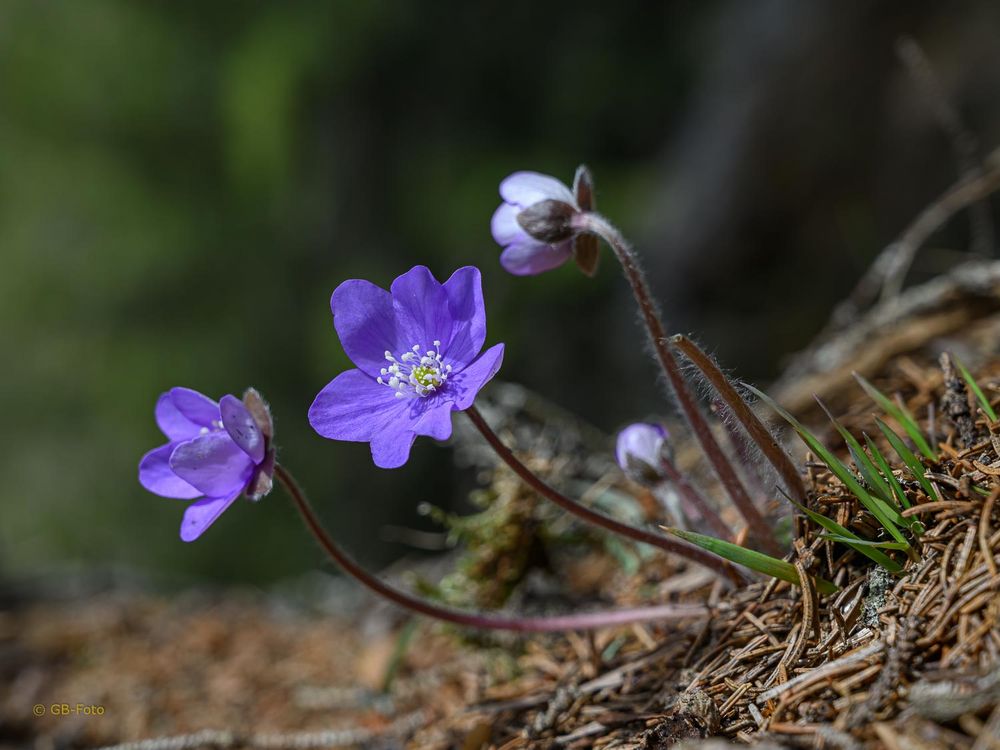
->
[[274, 464, 710, 631], [671, 334, 806, 502], [464, 406, 745, 584], [574, 212, 781, 555], [658, 455, 733, 540]]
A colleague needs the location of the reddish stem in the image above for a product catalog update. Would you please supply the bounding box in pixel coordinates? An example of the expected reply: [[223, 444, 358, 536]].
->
[[671, 334, 806, 502], [275, 464, 710, 632], [464, 407, 745, 584], [658, 454, 733, 540], [574, 212, 781, 556]]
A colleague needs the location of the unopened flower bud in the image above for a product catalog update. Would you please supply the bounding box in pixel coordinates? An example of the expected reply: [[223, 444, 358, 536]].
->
[[491, 171, 584, 276], [515, 198, 579, 243], [616, 423, 669, 485], [242, 387, 275, 501]]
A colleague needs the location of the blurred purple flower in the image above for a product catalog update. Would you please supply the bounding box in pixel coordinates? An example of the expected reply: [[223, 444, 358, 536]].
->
[[616, 423, 669, 485], [139, 387, 274, 542], [309, 265, 504, 469], [490, 167, 598, 276]]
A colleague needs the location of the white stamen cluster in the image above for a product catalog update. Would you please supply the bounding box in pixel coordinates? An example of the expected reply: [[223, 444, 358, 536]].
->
[[199, 419, 225, 435], [378, 340, 452, 398]]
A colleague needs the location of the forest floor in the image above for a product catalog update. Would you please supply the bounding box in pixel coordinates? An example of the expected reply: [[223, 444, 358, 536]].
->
[[6, 271, 1000, 750]]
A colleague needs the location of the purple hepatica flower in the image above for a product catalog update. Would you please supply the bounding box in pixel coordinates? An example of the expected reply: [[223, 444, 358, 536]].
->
[[490, 166, 598, 276], [616, 423, 669, 485], [138, 387, 275, 542], [308, 265, 504, 469]]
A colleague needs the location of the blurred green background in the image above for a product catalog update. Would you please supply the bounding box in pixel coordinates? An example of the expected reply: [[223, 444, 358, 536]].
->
[[4, 1, 999, 585]]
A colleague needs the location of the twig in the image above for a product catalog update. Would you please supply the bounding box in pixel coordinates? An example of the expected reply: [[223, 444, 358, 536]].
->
[[756, 640, 884, 703], [980, 486, 1000, 579], [94, 711, 427, 750], [848, 145, 1000, 310], [896, 36, 994, 257]]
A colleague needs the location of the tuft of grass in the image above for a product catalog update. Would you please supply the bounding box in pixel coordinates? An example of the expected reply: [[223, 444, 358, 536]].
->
[[662, 527, 838, 594], [954, 356, 998, 423], [864, 434, 911, 509], [875, 417, 939, 501], [789, 500, 904, 574], [854, 373, 936, 461], [748, 386, 910, 548]]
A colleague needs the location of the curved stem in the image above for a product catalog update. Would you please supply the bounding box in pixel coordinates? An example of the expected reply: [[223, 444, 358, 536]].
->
[[464, 406, 745, 584], [671, 334, 806, 502], [274, 463, 710, 632], [658, 455, 733, 540], [574, 212, 780, 556]]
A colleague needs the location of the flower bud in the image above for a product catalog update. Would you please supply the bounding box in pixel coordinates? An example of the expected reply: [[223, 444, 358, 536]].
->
[[242, 387, 275, 501], [616, 423, 669, 485], [515, 199, 579, 243]]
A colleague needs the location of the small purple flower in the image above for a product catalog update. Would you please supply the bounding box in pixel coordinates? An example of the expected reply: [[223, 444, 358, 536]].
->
[[138, 387, 275, 542], [308, 265, 504, 469], [616, 423, 669, 485], [490, 166, 598, 276]]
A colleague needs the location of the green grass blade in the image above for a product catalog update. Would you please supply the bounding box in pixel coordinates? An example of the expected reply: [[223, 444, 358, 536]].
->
[[791, 502, 903, 573], [854, 373, 936, 461], [662, 527, 838, 594], [846, 444, 892, 504], [816, 534, 910, 550], [864, 434, 910, 509], [875, 417, 939, 501], [749, 386, 909, 547], [955, 356, 997, 423]]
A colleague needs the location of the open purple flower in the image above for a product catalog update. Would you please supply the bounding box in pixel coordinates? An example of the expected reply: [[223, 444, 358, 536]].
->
[[490, 166, 598, 276], [616, 423, 670, 485], [138, 387, 275, 541], [308, 265, 504, 469]]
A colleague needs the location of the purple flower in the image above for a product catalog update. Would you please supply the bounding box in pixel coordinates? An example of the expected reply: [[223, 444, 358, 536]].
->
[[490, 166, 598, 276], [308, 265, 505, 469], [616, 423, 669, 485], [138, 387, 275, 542]]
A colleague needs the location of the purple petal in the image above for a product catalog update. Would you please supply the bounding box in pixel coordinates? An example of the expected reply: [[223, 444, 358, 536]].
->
[[499, 171, 574, 208], [441, 266, 487, 367], [139, 443, 202, 499], [155, 392, 204, 441], [220, 394, 265, 464], [331, 278, 400, 378], [179, 488, 243, 542], [168, 387, 220, 428], [308, 369, 411, 442], [390, 265, 454, 351], [411, 398, 455, 441], [369, 428, 418, 469], [169, 432, 255, 498], [500, 238, 573, 276], [615, 423, 667, 473], [448, 343, 505, 410], [490, 202, 528, 247]]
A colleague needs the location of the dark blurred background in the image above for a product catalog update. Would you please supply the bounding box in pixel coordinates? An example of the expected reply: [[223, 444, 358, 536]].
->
[[4, 1, 1000, 585]]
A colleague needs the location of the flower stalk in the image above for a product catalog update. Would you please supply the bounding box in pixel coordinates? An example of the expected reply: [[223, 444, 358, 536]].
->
[[573, 212, 781, 556], [658, 453, 733, 540], [670, 334, 806, 502], [274, 463, 712, 632], [464, 406, 746, 583]]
